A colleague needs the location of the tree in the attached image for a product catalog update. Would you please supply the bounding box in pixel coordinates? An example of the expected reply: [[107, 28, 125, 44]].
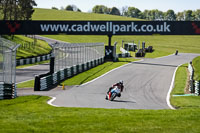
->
[[65, 5, 73, 11], [127, 7, 141, 18], [52, 7, 58, 10], [92, 5, 109, 14], [121, 6, 128, 16], [110, 7, 120, 16], [19, 0, 37, 20], [0, 0, 37, 20], [184, 10, 194, 21], [65, 5, 81, 12], [164, 9, 176, 21], [176, 12, 184, 21], [193, 9, 200, 20]]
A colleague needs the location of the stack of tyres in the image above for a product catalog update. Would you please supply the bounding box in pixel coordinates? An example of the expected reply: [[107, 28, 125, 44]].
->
[[135, 49, 145, 57], [145, 46, 153, 53]]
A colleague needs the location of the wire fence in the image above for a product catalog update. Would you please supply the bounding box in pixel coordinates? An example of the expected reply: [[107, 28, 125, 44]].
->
[[52, 42, 104, 72], [0, 37, 19, 84]]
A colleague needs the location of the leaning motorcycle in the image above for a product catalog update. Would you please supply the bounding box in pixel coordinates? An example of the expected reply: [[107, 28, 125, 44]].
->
[[106, 86, 121, 101]]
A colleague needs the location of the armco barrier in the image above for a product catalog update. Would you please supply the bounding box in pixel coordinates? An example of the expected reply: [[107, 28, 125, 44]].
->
[[16, 53, 51, 66], [34, 57, 105, 91]]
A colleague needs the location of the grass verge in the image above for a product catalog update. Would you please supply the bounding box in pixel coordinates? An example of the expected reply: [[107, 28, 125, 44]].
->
[[170, 64, 200, 109], [192, 56, 200, 81], [16, 60, 50, 69], [17, 80, 34, 89]]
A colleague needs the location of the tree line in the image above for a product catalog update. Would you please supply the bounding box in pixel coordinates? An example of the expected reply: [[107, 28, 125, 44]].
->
[[61, 4, 200, 21], [92, 5, 200, 21], [0, 0, 37, 20]]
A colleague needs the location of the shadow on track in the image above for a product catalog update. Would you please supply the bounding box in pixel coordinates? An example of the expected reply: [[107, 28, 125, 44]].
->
[[112, 100, 136, 103]]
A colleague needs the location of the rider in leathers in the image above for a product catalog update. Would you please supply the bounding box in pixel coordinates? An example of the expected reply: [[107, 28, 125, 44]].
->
[[106, 80, 124, 100]]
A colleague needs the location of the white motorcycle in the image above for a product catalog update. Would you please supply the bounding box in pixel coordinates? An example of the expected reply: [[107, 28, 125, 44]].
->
[[106, 86, 121, 101]]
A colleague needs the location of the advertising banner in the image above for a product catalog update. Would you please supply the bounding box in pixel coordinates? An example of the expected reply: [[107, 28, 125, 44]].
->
[[0, 21, 200, 35]]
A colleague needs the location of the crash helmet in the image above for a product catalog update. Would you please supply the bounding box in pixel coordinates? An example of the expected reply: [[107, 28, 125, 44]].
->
[[119, 80, 123, 84]]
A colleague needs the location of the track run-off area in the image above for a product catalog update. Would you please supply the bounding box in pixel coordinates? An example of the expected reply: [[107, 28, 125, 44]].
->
[[17, 53, 200, 109]]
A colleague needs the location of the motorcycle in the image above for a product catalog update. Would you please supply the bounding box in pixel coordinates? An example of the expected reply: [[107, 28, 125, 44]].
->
[[106, 86, 121, 101]]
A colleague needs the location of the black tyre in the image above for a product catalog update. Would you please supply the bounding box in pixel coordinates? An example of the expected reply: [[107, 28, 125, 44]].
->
[[110, 93, 117, 101]]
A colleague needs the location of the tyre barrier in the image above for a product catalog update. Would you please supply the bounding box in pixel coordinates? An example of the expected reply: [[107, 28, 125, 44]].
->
[[195, 81, 200, 96], [135, 49, 145, 57], [0, 83, 16, 100], [145, 46, 153, 53], [34, 57, 105, 91], [16, 53, 51, 66], [188, 63, 200, 95]]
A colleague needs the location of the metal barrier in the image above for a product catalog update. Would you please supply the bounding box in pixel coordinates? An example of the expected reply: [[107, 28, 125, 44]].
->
[[52, 42, 104, 72], [34, 42, 105, 91], [35, 57, 104, 91], [0, 37, 19, 99]]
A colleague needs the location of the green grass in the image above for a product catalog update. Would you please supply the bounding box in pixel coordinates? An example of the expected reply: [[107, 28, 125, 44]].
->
[[171, 64, 188, 95], [16, 60, 50, 69], [192, 56, 200, 81], [170, 64, 200, 109], [0, 96, 200, 132], [33, 8, 142, 21], [3, 35, 52, 59], [43, 35, 200, 58], [16, 80, 34, 88]]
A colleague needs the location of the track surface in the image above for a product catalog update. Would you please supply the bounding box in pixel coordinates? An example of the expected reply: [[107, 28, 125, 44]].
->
[[51, 53, 200, 109]]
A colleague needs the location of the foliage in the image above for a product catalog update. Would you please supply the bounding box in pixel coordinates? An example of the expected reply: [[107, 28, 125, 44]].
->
[[51, 7, 58, 10], [65, 5, 81, 12], [110, 7, 120, 16], [0, 0, 37, 20], [126, 6, 141, 18], [165, 10, 176, 21], [33, 8, 141, 21]]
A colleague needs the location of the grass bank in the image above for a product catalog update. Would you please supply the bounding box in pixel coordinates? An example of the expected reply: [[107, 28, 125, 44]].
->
[[3, 35, 52, 59], [192, 56, 200, 81]]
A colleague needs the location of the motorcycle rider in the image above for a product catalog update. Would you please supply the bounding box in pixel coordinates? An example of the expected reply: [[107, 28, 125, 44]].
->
[[105, 80, 124, 100]]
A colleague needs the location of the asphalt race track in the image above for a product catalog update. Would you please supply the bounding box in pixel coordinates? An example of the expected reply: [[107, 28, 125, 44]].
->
[[16, 63, 50, 83], [51, 53, 200, 109]]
